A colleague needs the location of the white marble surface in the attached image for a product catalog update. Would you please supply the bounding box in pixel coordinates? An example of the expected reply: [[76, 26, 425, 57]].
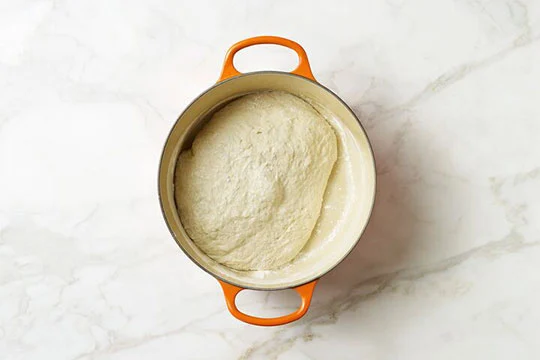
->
[[1, 0, 540, 359]]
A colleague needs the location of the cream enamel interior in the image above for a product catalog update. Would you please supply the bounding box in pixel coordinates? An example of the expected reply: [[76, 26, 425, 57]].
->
[[159, 72, 376, 290]]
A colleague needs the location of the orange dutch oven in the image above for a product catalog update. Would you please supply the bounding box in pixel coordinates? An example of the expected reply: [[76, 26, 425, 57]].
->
[[159, 36, 376, 326]]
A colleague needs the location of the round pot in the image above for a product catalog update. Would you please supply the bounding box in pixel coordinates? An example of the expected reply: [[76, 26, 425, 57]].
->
[[159, 36, 376, 326]]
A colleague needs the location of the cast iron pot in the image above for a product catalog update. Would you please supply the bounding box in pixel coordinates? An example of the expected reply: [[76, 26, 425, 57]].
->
[[159, 36, 376, 326]]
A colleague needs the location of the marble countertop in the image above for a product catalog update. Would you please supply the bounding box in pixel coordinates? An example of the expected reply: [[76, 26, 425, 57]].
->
[[1, 1, 540, 359]]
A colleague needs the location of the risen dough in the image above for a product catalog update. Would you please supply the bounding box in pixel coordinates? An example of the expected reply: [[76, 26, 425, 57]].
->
[[175, 91, 337, 270]]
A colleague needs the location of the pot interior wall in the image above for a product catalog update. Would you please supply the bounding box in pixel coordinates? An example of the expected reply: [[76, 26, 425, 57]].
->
[[159, 72, 376, 290]]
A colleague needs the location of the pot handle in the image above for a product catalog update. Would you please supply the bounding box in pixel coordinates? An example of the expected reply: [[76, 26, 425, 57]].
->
[[218, 279, 318, 326], [218, 36, 316, 82]]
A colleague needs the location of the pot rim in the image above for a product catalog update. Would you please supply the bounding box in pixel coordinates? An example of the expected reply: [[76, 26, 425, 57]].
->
[[158, 70, 377, 291]]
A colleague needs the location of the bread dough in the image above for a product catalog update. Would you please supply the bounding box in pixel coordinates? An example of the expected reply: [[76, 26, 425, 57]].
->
[[175, 91, 337, 270]]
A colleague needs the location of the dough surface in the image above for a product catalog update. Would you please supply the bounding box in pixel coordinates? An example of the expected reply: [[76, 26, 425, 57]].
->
[[175, 91, 337, 270]]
